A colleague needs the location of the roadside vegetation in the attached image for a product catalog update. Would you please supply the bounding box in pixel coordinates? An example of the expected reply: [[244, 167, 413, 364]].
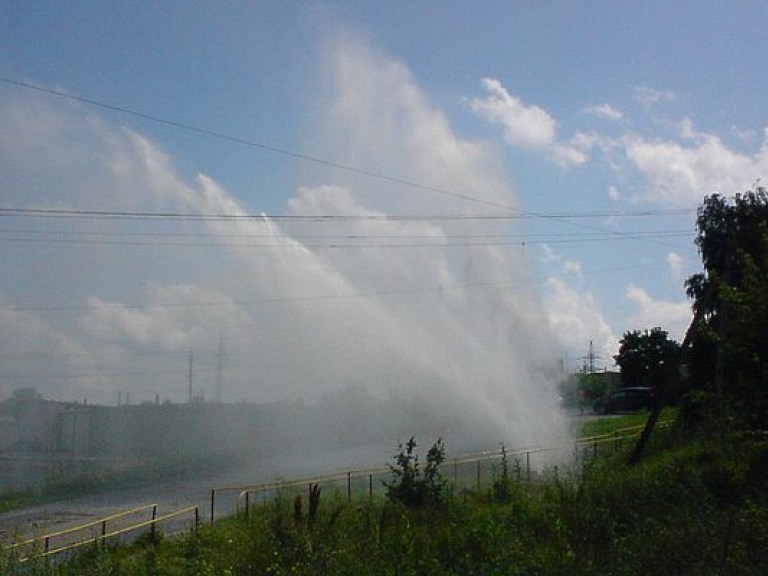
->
[[4, 423, 766, 575]]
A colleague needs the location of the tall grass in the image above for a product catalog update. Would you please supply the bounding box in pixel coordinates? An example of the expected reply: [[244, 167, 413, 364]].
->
[[5, 423, 766, 575], [578, 406, 677, 438]]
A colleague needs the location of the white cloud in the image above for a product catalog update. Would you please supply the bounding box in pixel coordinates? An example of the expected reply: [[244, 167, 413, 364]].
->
[[667, 252, 686, 282], [470, 77, 557, 149], [79, 285, 251, 350], [621, 126, 768, 204], [543, 277, 618, 367], [583, 103, 623, 121], [551, 141, 590, 167], [539, 245, 583, 277], [731, 125, 757, 144], [634, 86, 676, 109], [469, 78, 589, 166], [564, 260, 583, 277], [608, 185, 621, 201], [624, 284, 691, 342], [539, 244, 561, 263]]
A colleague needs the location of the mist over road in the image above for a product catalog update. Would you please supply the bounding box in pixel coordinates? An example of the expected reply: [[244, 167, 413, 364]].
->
[[0, 441, 396, 544]]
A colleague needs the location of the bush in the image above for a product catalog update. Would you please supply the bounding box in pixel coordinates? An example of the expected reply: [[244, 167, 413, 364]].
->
[[384, 437, 447, 508]]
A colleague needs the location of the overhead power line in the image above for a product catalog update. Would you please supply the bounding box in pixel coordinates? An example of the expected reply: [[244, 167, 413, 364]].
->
[[0, 231, 692, 249], [0, 76, 695, 249], [0, 77, 513, 211], [0, 206, 695, 221], [0, 259, 671, 314]]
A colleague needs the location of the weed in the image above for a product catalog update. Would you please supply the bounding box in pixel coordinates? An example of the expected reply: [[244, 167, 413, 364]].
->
[[383, 437, 447, 508], [491, 443, 513, 503]]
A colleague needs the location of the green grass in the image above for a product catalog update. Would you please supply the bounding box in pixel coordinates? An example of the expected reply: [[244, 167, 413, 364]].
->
[[578, 406, 677, 438], [0, 490, 40, 514], [6, 425, 767, 575]]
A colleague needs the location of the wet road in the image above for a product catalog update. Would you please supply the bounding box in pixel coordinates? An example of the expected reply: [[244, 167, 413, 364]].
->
[[0, 444, 390, 547]]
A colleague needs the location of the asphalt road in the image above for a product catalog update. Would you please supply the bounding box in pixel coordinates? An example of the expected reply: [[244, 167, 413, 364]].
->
[[0, 443, 391, 549]]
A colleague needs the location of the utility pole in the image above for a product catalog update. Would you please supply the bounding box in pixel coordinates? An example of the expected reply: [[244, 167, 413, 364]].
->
[[215, 335, 225, 403], [188, 348, 194, 403]]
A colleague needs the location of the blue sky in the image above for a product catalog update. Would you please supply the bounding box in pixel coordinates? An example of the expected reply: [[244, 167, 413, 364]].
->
[[1, 2, 767, 412]]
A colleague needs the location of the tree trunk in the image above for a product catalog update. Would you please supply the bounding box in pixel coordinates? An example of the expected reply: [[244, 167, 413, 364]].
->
[[628, 309, 700, 465]]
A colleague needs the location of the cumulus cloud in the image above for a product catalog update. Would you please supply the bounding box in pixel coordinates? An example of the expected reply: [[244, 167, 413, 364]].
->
[[634, 86, 676, 109], [563, 260, 583, 277], [583, 103, 623, 121], [470, 77, 557, 149], [624, 284, 691, 342], [620, 125, 768, 204], [667, 252, 686, 282], [469, 78, 590, 166], [543, 277, 618, 367], [79, 285, 251, 350], [539, 245, 583, 278]]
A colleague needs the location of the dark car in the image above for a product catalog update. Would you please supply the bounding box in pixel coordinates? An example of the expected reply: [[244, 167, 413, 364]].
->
[[594, 387, 655, 414]]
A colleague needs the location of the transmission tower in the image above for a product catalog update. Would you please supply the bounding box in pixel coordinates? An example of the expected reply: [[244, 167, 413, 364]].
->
[[580, 340, 601, 373]]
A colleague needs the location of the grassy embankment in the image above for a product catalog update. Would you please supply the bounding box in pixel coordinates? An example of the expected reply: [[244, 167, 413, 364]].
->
[[4, 408, 767, 575]]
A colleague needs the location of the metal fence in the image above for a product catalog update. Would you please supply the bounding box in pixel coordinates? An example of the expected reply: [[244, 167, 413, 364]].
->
[[5, 503, 199, 563], [209, 422, 667, 523]]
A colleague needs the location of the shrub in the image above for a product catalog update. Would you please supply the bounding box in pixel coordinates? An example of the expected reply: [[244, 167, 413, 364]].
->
[[384, 437, 446, 508]]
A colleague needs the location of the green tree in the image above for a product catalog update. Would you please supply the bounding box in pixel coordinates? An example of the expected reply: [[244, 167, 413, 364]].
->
[[685, 187, 768, 426], [630, 189, 768, 464], [614, 328, 680, 394]]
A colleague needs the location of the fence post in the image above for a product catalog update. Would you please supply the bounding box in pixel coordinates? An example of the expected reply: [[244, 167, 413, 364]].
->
[[44, 536, 50, 554], [368, 474, 373, 499], [150, 504, 157, 543], [347, 472, 352, 503], [210, 489, 216, 524], [194, 506, 199, 531], [454, 457, 458, 486], [526, 452, 531, 483]]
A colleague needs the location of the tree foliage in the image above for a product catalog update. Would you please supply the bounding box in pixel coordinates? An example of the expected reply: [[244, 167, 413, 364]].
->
[[685, 187, 768, 426], [384, 437, 447, 508], [614, 328, 680, 393]]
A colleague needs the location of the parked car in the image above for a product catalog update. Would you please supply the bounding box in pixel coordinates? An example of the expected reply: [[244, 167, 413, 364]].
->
[[594, 387, 656, 414]]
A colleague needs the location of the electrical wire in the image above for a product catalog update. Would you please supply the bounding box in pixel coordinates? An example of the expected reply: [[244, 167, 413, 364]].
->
[[0, 232, 692, 249], [0, 77, 695, 249], [0, 206, 695, 221], [0, 259, 672, 314]]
